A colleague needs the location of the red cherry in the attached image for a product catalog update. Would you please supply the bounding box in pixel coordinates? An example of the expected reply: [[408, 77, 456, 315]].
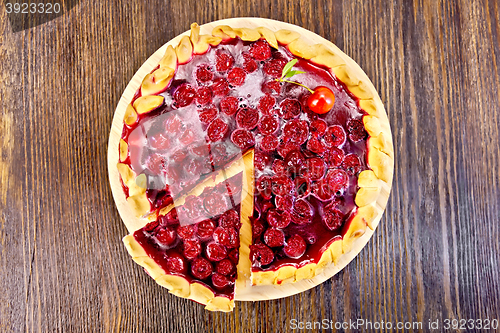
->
[[252, 219, 265, 238], [326, 168, 349, 193], [149, 131, 170, 149], [260, 135, 279, 152], [256, 175, 273, 200], [166, 252, 187, 274], [215, 51, 235, 72], [218, 209, 240, 228], [173, 84, 196, 107], [179, 128, 196, 145], [203, 192, 228, 216], [196, 220, 215, 240], [220, 96, 239, 115], [205, 242, 228, 261], [324, 125, 346, 148], [227, 248, 239, 264], [213, 227, 239, 248], [196, 65, 214, 82], [277, 142, 300, 159], [231, 129, 255, 149], [145, 153, 166, 174], [257, 94, 276, 114], [307, 86, 335, 114], [310, 119, 327, 137], [284, 150, 307, 176], [279, 98, 302, 120], [311, 180, 334, 201], [254, 152, 271, 171], [212, 78, 230, 96], [284, 234, 307, 259], [304, 157, 326, 180], [347, 118, 367, 142], [263, 58, 287, 78], [275, 195, 294, 212], [267, 209, 292, 228], [291, 199, 314, 225], [207, 118, 229, 142], [342, 154, 362, 175], [191, 257, 213, 280], [262, 80, 281, 95], [156, 227, 177, 246], [227, 67, 246, 86], [183, 239, 202, 260], [272, 159, 286, 175], [258, 115, 279, 135], [264, 228, 285, 247], [196, 86, 213, 105], [216, 259, 235, 276], [325, 147, 345, 167], [250, 243, 275, 267], [282, 119, 309, 145], [164, 115, 183, 134], [250, 40, 272, 61], [212, 272, 232, 289], [243, 53, 258, 73], [177, 224, 196, 240], [236, 107, 259, 130], [198, 105, 218, 124], [323, 208, 344, 231], [271, 175, 294, 196]]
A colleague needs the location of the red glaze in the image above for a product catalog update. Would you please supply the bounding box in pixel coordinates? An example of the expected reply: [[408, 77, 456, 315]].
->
[[133, 174, 243, 299], [120, 39, 370, 277]]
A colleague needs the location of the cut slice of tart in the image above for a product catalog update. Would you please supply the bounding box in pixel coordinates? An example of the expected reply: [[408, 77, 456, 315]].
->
[[113, 21, 393, 311], [123, 153, 253, 312]]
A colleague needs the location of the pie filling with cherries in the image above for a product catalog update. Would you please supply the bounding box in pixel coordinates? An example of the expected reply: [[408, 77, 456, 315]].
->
[[116, 23, 394, 312]]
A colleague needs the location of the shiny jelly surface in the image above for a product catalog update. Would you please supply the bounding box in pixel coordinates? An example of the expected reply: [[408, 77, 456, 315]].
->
[[121, 38, 369, 272]]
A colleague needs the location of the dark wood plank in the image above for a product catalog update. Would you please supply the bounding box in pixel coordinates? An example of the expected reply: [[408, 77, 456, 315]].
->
[[0, 0, 499, 332]]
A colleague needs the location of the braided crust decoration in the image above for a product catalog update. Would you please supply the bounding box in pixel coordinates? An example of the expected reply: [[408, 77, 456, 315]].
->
[[118, 22, 393, 310]]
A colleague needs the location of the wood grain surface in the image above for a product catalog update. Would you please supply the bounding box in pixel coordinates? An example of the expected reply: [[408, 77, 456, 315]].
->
[[0, 0, 499, 332]]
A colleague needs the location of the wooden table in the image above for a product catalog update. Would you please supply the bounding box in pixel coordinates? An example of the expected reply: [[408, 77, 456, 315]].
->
[[1, 1, 499, 332]]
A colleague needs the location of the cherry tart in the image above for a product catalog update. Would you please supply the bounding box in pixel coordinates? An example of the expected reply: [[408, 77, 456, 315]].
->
[[116, 22, 394, 312]]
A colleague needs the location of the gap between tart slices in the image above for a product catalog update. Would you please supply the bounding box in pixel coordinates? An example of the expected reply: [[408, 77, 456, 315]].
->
[[109, 19, 394, 310]]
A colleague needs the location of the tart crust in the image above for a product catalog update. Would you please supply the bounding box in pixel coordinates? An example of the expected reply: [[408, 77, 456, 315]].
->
[[117, 22, 394, 308]]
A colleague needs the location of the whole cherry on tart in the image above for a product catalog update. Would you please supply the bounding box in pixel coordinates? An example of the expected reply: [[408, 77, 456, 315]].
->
[[307, 86, 335, 114], [276, 59, 336, 114]]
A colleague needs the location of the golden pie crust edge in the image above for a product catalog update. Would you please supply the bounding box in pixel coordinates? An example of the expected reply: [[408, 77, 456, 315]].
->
[[118, 23, 394, 309]]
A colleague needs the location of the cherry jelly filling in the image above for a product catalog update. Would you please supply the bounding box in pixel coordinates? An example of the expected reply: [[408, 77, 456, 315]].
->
[[120, 37, 370, 274], [121, 39, 279, 211], [249, 48, 368, 272], [133, 173, 243, 298]]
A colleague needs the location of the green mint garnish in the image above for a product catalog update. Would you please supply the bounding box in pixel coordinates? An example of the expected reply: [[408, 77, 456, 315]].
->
[[276, 59, 313, 93]]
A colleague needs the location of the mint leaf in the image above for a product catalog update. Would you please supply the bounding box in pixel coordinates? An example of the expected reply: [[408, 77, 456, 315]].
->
[[284, 70, 306, 79], [281, 59, 298, 79]]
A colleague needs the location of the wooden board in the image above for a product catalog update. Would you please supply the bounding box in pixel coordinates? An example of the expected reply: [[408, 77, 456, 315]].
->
[[3, 1, 500, 331], [107, 17, 392, 302]]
